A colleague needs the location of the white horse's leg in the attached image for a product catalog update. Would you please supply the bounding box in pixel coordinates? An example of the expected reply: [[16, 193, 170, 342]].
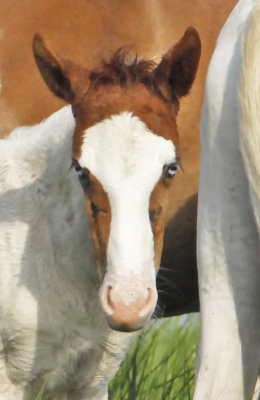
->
[[252, 377, 260, 400], [195, 183, 260, 400], [195, 1, 260, 399]]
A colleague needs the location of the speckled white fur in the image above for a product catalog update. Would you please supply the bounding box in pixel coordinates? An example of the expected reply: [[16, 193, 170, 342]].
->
[[0, 106, 136, 400]]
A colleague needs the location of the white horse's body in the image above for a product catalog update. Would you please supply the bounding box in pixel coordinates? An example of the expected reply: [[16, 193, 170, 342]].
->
[[196, 0, 260, 398], [0, 106, 135, 400]]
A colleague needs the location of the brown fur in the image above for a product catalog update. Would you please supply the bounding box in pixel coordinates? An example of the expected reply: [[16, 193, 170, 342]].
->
[[83, 175, 111, 277]]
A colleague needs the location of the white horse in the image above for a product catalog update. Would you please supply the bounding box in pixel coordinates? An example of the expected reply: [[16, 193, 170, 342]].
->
[[196, 0, 260, 399]]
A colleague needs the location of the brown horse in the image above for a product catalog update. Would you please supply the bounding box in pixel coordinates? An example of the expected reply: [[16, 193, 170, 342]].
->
[[0, 0, 237, 318]]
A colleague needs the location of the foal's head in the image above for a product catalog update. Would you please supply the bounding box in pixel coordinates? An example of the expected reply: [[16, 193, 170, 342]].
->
[[33, 28, 200, 332]]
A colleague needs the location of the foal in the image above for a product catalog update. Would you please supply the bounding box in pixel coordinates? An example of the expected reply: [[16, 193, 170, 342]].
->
[[33, 28, 200, 333], [0, 28, 200, 399]]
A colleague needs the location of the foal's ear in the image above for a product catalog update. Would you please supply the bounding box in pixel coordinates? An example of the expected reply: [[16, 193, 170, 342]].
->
[[33, 33, 89, 103], [33, 33, 74, 103], [154, 27, 201, 100]]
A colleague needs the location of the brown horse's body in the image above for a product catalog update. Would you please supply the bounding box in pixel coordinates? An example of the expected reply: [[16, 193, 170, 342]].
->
[[0, 0, 237, 316]]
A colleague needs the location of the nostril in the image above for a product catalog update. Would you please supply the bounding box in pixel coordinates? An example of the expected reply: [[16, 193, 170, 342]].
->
[[100, 285, 114, 316], [107, 286, 114, 310], [139, 287, 157, 318]]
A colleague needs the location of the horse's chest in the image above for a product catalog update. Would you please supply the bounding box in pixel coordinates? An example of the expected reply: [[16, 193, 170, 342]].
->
[[35, 322, 109, 397], [2, 303, 128, 399]]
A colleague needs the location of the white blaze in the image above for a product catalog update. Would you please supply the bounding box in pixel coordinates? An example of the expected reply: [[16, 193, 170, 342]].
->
[[78, 112, 176, 280]]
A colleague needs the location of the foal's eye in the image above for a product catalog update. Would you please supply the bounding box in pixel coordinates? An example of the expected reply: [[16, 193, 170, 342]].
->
[[77, 168, 87, 179], [72, 159, 89, 182], [165, 162, 178, 178]]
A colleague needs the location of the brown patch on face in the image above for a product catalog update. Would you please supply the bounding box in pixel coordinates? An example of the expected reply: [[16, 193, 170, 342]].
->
[[149, 206, 162, 224], [149, 173, 176, 272], [80, 172, 111, 278]]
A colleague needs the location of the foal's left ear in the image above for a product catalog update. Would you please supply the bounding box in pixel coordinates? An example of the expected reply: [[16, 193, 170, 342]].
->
[[33, 33, 88, 103], [154, 27, 201, 101]]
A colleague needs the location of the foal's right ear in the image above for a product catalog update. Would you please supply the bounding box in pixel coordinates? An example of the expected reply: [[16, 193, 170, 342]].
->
[[154, 27, 201, 101], [33, 33, 75, 103]]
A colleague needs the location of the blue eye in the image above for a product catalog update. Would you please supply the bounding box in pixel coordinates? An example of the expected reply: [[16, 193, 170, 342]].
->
[[165, 163, 178, 178]]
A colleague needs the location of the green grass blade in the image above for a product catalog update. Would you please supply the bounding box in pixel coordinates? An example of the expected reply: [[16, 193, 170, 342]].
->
[[35, 381, 46, 400]]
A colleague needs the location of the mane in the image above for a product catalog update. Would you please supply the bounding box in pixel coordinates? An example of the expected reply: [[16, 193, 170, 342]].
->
[[239, 1, 260, 201], [89, 47, 159, 92]]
